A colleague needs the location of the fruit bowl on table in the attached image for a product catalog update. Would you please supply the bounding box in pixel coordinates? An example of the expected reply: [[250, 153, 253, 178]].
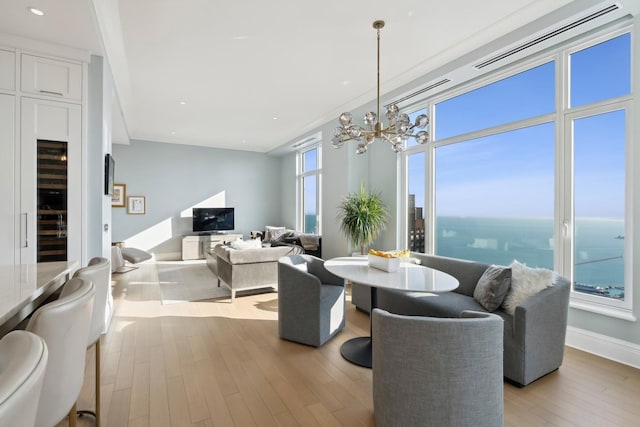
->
[[367, 249, 409, 272]]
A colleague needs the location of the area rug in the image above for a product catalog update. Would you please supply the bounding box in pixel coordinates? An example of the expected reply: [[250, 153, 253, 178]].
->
[[156, 260, 231, 304]]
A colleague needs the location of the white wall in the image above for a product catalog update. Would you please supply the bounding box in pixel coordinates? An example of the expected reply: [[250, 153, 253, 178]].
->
[[112, 140, 282, 259]]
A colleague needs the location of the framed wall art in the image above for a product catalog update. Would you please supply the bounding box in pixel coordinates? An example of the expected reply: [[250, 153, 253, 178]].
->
[[127, 196, 146, 214], [112, 183, 126, 207]]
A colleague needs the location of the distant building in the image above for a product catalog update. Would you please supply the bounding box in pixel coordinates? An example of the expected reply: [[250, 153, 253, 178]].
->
[[408, 194, 425, 253]]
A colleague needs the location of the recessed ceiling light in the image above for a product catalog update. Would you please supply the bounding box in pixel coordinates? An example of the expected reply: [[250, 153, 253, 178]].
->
[[179, 101, 186, 105], [28, 7, 44, 16], [342, 81, 350, 86], [273, 117, 278, 120]]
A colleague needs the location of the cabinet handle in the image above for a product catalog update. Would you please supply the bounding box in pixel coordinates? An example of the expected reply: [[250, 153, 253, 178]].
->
[[39, 89, 64, 96], [22, 212, 29, 248]]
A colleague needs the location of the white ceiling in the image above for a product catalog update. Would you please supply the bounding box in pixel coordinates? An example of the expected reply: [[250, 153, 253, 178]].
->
[[1, 0, 633, 153]]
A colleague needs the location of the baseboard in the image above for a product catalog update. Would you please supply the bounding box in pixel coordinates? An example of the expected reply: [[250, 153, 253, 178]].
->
[[565, 326, 640, 369]]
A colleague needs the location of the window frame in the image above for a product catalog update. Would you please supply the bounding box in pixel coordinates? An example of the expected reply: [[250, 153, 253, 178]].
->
[[399, 23, 634, 320], [296, 144, 322, 235]]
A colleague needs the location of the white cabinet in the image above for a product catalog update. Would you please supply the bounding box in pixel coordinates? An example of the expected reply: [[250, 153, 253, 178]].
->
[[0, 94, 15, 265], [20, 98, 82, 264], [0, 39, 86, 268], [21, 54, 82, 101], [182, 234, 242, 260], [0, 50, 15, 91]]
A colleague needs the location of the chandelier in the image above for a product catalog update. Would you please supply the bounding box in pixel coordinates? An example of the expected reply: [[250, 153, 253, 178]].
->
[[332, 20, 430, 155]]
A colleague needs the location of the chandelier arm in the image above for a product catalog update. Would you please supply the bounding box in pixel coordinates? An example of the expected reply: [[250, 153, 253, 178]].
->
[[381, 125, 398, 136]]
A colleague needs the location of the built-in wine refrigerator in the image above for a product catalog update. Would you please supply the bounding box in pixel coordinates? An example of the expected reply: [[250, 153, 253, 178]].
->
[[37, 139, 68, 262]]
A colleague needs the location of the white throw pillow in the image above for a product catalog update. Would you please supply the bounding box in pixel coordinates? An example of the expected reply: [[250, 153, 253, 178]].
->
[[502, 260, 555, 315], [265, 225, 286, 242], [229, 238, 262, 250]]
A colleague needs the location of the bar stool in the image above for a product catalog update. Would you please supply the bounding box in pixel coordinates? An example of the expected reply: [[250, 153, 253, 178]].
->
[[0, 330, 48, 427], [27, 277, 95, 427], [69, 257, 111, 427]]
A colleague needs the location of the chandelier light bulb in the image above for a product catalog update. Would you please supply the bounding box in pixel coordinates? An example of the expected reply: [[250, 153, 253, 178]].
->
[[364, 112, 377, 126], [332, 20, 430, 154], [339, 112, 353, 126]]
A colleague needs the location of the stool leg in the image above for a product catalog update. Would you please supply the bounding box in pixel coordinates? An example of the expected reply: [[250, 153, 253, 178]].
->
[[96, 338, 101, 427], [77, 340, 99, 424], [69, 403, 77, 427]]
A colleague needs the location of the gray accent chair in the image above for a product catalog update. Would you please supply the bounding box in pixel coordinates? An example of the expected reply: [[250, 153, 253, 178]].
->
[[372, 309, 504, 427], [353, 252, 570, 386], [278, 255, 346, 347]]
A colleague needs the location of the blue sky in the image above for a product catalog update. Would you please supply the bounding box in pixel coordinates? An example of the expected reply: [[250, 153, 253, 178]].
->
[[408, 32, 630, 219]]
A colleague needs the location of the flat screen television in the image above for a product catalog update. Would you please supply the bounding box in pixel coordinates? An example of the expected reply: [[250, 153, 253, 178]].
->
[[104, 154, 115, 195], [192, 207, 235, 233]]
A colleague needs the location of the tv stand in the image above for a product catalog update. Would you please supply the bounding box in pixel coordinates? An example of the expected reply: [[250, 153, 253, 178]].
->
[[198, 231, 227, 236], [182, 233, 242, 260]]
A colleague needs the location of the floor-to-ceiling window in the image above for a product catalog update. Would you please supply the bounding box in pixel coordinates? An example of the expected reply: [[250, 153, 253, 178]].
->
[[402, 26, 632, 316], [565, 32, 630, 307], [297, 145, 322, 234]]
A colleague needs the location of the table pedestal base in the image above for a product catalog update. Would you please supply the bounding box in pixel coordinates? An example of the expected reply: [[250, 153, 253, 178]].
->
[[340, 336, 372, 368]]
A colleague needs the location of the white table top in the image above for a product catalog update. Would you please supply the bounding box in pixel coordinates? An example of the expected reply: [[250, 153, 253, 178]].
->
[[325, 257, 458, 293], [0, 261, 78, 326]]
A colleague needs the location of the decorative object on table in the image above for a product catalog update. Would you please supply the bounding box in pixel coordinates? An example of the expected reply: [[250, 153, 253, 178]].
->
[[112, 183, 126, 207], [367, 249, 410, 272], [127, 196, 146, 214], [337, 182, 389, 255], [332, 20, 429, 155]]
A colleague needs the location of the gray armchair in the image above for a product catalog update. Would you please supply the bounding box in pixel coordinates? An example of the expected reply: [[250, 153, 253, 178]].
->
[[372, 309, 504, 427], [278, 255, 346, 347]]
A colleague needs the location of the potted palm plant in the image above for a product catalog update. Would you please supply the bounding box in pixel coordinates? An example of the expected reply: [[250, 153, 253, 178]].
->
[[337, 183, 389, 255]]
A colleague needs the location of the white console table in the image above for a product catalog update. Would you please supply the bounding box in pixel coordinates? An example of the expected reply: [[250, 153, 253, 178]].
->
[[182, 234, 242, 260]]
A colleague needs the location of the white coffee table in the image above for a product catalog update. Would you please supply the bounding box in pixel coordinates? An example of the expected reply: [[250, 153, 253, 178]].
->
[[325, 256, 459, 368]]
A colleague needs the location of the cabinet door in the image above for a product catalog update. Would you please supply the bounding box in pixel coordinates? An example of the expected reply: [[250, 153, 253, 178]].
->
[[0, 94, 15, 265], [21, 54, 82, 101], [21, 97, 81, 264], [182, 236, 200, 260], [0, 50, 15, 91]]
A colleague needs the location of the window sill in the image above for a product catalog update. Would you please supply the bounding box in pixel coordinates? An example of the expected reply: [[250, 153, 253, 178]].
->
[[569, 300, 636, 322]]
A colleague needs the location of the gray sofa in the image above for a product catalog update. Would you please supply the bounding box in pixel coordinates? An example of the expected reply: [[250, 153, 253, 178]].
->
[[207, 244, 303, 301], [352, 252, 570, 386]]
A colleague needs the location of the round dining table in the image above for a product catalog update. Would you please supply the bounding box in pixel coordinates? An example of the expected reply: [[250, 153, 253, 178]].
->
[[324, 256, 459, 368]]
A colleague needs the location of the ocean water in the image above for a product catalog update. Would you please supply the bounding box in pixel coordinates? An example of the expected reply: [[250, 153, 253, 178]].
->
[[433, 216, 625, 298], [304, 214, 318, 234]]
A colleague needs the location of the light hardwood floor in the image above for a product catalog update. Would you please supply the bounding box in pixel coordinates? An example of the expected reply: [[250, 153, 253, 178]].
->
[[60, 261, 640, 427]]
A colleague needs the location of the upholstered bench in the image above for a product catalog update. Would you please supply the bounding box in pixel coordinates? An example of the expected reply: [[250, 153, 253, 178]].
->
[[207, 243, 303, 301]]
